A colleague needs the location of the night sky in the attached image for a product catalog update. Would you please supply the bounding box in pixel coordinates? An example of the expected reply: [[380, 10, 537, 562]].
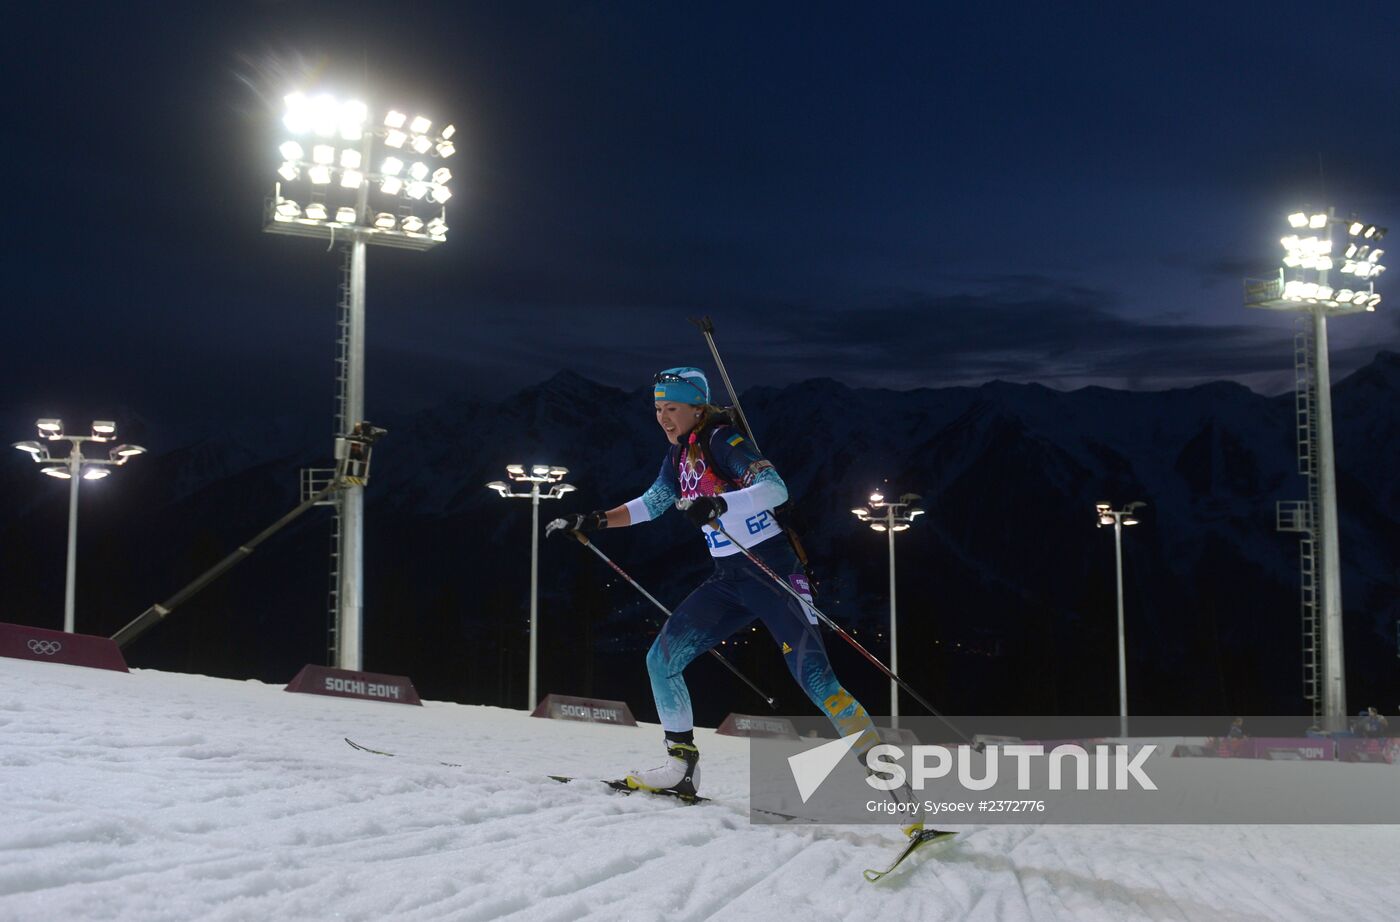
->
[[4, 1, 1400, 441]]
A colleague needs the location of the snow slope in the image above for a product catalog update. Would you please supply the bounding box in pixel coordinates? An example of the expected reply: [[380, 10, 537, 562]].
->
[[1, 660, 1395, 922]]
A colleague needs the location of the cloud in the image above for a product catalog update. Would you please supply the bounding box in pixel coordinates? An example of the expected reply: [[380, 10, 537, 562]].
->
[[721, 280, 1299, 391]]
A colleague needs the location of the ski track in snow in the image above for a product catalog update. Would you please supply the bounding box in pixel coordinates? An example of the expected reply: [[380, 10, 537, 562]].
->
[[0, 660, 1396, 922]]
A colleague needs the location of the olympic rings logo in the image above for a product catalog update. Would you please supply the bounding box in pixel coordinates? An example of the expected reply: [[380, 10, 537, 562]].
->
[[27, 639, 62, 656], [678, 458, 707, 494]]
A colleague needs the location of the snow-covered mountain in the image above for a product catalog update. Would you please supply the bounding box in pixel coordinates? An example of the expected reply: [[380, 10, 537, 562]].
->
[[1, 354, 1396, 722]]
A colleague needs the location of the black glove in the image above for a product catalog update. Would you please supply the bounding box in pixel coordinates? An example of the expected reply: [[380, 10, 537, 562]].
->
[[545, 511, 607, 539], [681, 495, 727, 527]]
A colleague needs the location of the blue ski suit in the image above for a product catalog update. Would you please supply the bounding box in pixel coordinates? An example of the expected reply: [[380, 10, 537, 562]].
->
[[622, 423, 878, 750]]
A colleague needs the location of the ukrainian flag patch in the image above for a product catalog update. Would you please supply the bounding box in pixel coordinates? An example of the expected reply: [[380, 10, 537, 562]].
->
[[654, 388, 666, 398], [727, 434, 745, 447]]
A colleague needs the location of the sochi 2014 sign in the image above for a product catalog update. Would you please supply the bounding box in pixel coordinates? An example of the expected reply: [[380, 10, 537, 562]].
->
[[531, 693, 637, 726], [284, 664, 422, 706], [717, 713, 799, 739]]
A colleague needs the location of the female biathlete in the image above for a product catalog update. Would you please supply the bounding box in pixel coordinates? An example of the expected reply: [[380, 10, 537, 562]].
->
[[546, 366, 884, 798]]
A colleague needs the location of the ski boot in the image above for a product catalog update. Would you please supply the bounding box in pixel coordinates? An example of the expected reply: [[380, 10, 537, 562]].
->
[[625, 735, 701, 801]]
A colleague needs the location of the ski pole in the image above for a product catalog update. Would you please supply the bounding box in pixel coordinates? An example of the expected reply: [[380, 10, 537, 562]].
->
[[709, 521, 984, 751], [571, 532, 778, 709]]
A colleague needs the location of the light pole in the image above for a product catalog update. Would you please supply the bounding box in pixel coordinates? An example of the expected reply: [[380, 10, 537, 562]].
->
[[1096, 501, 1144, 738], [1245, 208, 1385, 725], [265, 91, 455, 671], [852, 490, 924, 729], [487, 465, 575, 710], [13, 419, 146, 633]]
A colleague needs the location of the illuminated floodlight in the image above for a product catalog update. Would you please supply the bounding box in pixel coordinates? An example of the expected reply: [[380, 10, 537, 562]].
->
[[408, 161, 429, 181], [335, 206, 357, 223], [13, 441, 43, 456], [1337, 288, 1354, 302], [305, 202, 328, 221], [380, 176, 403, 195], [311, 94, 339, 137], [373, 212, 395, 229], [426, 216, 447, 237], [276, 199, 300, 218], [42, 466, 70, 479], [312, 145, 336, 165], [37, 419, 63, 437], [401, 215, 424, 233], [381, 157, 404, 176], [1364, 225, 1378, 238], [340, 149, 362, 169], [309, 164, 332, 184], [340, 169, 363, 189], [1369, 249, 1383, 263], [1288, 212, 1309, 228], [283, 92, 311, 133], [1316, 285, 1334, 301], [112, 444, 146, 459], [1308, 213, 1327, 229], [385, 129, 407, 148], [409, 115, 431, 134], [406, 182, 429, 200], [1349, 221, 1364, 236], [385, 110, 406, 129], [441, 124, 456, 140], [1367, 294, 1381, 309], [432, 167, 451, 185], [82, 468, 109, 481], [411, 135, 432, 154], [430, 185, 452, 203], [340, 101, 368, 140], [277, 161, 299, 182], [435, 140, 456, 158], [1352, 291, 1369, 305], [91, 421, 116, 438], [505, 463, 525, 475], [279, 141, 304, 162]]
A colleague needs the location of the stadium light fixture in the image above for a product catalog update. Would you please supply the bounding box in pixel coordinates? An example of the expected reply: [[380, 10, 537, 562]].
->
[[852, 489, 924, 728], [1096, 501, 1145, 738], [488, 463, 575, 710], [13, 418, 145, 632], [264, 89, 458, 672], [1243, 207, 1386, 724]]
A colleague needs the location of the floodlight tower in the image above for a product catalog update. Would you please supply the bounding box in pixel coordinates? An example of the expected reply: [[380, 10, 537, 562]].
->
[[1244, 208, 1385, 725], [12, 419, 146, 633], [487, 466, 575, 711], [851, 489, 924, 728], [264, 92, 455, 671], [1096, 501, 1144, 738]]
